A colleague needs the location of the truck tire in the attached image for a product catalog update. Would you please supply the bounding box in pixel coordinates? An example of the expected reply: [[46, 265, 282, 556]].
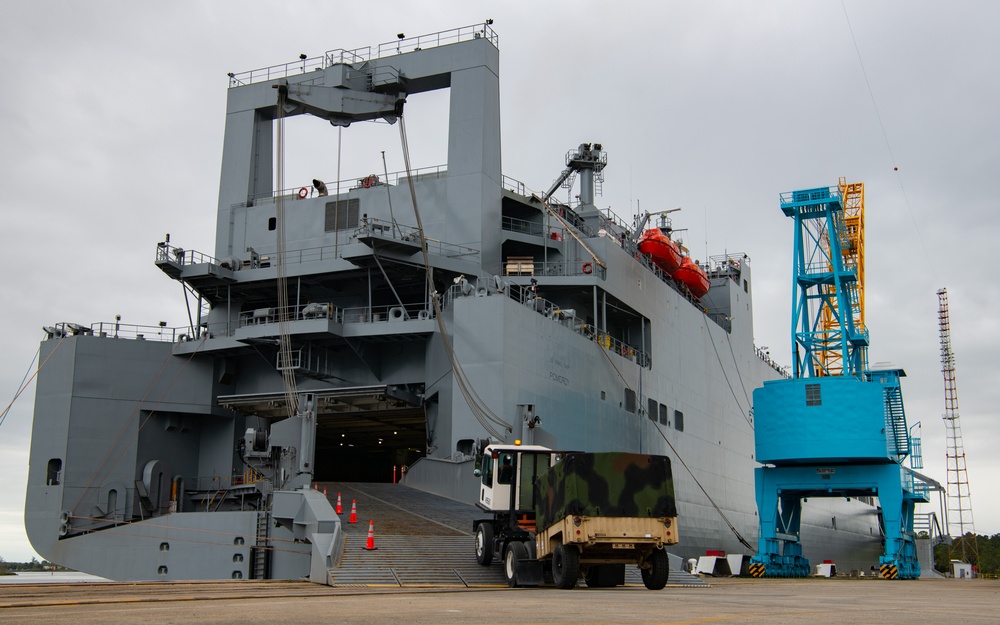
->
[[475, 523, 494, 566], [551, 543, 580, 589], [641, 548, 669, 590], [504, 541, 527, 587]]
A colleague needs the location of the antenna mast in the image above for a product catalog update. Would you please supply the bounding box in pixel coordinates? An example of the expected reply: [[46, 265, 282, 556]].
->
[[938, 287, 978, 567]]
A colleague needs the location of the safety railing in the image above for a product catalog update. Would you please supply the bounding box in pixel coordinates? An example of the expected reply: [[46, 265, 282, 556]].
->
[[373, 23, 498, 58], [41, 321, 184, 343], [238, 303, 339, 328], [242, 164, 448, 206], [755, 346, 791, 378], [355, 218, 480, 259], [341, 303, 433, 324], [229, 23, 498, 88], [444, 280, 650, 368], [501, 216, 546, 237], [502, 175, 527, 196], [156, 242, 220, 267]]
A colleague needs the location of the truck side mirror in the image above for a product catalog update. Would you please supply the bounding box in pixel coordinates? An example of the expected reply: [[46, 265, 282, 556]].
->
[[474, 469, 482, 477]]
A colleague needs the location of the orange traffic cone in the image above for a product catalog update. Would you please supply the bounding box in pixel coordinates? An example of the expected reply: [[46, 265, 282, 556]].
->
[[348, 500, 358, 523], [363, 520, 377, 550], [335, 493, 343, 515], [323, 487, 327, 496], [313, 483, 318, 490]]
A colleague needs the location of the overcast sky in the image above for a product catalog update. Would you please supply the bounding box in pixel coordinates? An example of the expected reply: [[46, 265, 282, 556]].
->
[[1, 1, 997, 563]]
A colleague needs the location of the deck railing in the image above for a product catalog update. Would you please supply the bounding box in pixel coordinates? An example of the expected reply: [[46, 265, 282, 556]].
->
[[229, 23, 498, 88]]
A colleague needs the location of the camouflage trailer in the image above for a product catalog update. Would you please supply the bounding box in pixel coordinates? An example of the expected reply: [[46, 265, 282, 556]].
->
[[473, 445, 679, 590], [534, 452, 677, 531]]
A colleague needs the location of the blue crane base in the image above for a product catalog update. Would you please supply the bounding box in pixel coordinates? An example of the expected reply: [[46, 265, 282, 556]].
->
[[749, 464, 924, 579]]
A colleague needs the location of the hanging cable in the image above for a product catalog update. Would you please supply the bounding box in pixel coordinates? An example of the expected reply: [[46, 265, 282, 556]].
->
[[0, 342, 50, 429], [274, 86, 299, 418], [652, 422, 756, 552], [381, 150, 401, 238], [397, 113, 511, 440], [702, 315, 754, 430], [840, 0, 937, 284]]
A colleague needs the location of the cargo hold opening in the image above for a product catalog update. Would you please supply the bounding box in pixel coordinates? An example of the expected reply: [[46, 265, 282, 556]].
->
[[219, 385, 426, 484]]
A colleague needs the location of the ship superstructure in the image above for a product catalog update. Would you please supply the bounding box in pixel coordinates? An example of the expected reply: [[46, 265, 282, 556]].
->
[[26, 24, 883, 582]]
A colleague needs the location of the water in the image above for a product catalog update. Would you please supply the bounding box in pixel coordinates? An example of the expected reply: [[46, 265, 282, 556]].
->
[[0, 571, 108, 584]]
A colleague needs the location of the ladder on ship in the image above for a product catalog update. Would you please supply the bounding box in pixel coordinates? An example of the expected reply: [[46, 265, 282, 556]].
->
[[251, 510, 270, 580]]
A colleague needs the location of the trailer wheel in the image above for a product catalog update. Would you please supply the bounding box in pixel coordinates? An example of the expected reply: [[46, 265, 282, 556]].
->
[[641, 548, 669, 590], [551, 543, 580, 589], [504, 541, 527, 587], [475, 523, 494, 566]]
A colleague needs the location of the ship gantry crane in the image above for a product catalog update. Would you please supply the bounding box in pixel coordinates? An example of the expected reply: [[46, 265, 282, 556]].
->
[[748, 182, 929, 579]]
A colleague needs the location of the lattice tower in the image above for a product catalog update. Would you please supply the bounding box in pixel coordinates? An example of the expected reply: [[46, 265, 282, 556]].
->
[[818, 178, 865, 376], [938, 288, 978, 564]]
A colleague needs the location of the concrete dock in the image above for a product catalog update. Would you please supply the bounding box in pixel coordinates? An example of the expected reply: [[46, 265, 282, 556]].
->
[[1, 577, 997, 624]]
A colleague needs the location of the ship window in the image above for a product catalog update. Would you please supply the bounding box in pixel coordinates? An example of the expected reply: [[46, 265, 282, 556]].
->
[[744, 279, 748, 293], [805, 383, 822, 406], [268, 217, 276, 231], [624, 388, 636, 413], [600, 391, 606, 401], [46, 458, 62, 485], [648, 398, 658, 422], [324, 198, 360, 231], [659, 403, 668, 425], [674, 410, 684, 432]]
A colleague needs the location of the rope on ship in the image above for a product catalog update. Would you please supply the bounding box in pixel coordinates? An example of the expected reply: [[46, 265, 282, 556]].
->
[[592, 329, 755, 552], [702, 314, 754, 430], [396, 113, 511, 441], [274, 85, 300, 418], [0, 341, 55, 429]]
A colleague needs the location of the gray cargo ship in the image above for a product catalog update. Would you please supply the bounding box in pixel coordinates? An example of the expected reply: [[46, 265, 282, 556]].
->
[[25, 24, 882, 583]]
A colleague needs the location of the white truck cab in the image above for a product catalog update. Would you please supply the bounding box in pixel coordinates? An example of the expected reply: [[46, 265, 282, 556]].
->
[[475, 443, 557, 513]]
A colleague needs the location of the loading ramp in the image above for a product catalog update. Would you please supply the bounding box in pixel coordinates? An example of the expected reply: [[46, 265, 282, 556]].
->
[[322, 482, 705, 587]]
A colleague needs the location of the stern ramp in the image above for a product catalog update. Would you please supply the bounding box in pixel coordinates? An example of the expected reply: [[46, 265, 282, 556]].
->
[[324, 483, 704, 587]]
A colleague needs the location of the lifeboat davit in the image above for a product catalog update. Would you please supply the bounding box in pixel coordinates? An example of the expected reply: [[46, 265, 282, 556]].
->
[[673, 256, 710, 299], [637, 228, 682, 275]]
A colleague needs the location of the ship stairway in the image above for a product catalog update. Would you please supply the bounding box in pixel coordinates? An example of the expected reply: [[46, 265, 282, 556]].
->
[[883, 384, 909, 460], [913, 511, 944, 543], [324, 482, 706, 588]]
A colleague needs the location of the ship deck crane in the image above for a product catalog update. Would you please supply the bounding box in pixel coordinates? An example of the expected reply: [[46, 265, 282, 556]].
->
[[748, 183, 929, 580]]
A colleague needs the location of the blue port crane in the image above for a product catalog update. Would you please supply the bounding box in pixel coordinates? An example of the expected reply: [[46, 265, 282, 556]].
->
[[748, 184, 928, 579]]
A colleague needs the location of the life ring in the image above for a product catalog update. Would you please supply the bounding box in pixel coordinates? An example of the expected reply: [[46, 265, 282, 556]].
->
[[582, 262, 593, 275], [362, 177, 372, 189], [297, 187, 309, 199]]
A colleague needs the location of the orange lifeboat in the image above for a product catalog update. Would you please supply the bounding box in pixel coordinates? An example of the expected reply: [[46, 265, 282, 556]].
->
[[673, 256, 710, 299], [637, 228, 682, 275]]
